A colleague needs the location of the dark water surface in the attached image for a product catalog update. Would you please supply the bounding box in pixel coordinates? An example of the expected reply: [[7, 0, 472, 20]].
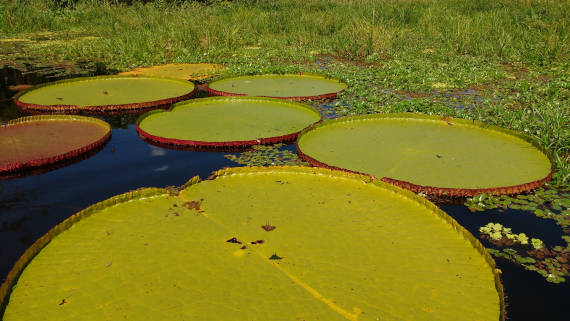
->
[[1, 67, 568, 320]]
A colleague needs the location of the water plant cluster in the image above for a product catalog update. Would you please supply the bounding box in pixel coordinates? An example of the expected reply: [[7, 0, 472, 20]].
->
[[224, 144, 308, 167], [480, 222, 569, 284], [466, 187, 570, 231], [468, 188, 569, 283]]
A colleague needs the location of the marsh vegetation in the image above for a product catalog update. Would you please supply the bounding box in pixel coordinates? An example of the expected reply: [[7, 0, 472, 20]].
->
[[0, 0, 568, 320]]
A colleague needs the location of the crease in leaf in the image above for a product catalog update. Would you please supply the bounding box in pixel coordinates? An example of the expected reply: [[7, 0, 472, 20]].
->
[[1, 166, 504, 321]]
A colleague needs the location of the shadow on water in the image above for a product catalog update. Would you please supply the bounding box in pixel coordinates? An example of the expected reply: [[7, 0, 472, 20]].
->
[[1, 64, 568, 320]]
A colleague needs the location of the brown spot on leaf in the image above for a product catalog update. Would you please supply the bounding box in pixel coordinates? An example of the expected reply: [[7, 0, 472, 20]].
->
[[226, 237, 241, 244], [262, 224, 276, 232], [183, 199, 203, 211], [269, 253, 283, 260], [251, 240, 265, 244], [59, 299, 66, 306]]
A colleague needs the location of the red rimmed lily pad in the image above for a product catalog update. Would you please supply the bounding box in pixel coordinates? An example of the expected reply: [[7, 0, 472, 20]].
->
[[0, 115, 111, 175], [136, 96, 321, 149], [297, 113, 554, 198], [0, 166, 504, 320], [13, 76, 196, 114], [206, 73, 347, 101]]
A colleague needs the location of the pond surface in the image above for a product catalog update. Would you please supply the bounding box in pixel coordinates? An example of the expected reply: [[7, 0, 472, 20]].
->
[[0, 67, 568, 320]]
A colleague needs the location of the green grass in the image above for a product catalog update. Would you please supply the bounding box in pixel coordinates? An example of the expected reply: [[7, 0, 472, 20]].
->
[[1, 0, 568, 66], [0, 0, 568, 186]]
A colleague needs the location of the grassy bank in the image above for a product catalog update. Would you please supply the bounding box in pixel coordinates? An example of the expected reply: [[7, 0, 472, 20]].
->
[[0, 0, 568, 185], [1, 0, 568, 66]]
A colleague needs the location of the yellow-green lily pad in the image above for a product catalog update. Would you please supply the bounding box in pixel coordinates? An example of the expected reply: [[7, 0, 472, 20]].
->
[[207, 73, 347, 100], [119, 63, 223, 81], [14, 76, 196, 114], [0, 167, 504, 321], [297, 113, 553, 197], [136, 97, 321, 148]]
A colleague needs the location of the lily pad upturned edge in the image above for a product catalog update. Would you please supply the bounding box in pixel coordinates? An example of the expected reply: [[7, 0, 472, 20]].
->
[[135, 96, 322, 150], [13, 75, 197, 115], [0, 167, 505, 320], [205, 72, 347, 101], [296, 113, 555, 199], [0, 115, 111, 174], [118, 63, 224, 81]]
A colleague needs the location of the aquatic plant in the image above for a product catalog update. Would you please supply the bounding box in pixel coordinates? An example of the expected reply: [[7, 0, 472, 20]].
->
[[479, 222, 569, 283], [118, 63, 223, 81], [136, 97, 321, 149], [297, 113, 553, 198], [225, 144, 308, 167], [0, 167, 504, 320], [0, 115, 111, 175], [207, 73, 347, 101], [14, 75, 196, 114], [466, 187, 570, 231]]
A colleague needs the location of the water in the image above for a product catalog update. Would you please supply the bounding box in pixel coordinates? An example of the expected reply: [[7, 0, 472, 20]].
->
[[1, 67, 568, 320]]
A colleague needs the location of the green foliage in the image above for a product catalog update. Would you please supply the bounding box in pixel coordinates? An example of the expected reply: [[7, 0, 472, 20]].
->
[[479, 223, 532, 245], [1, 0, 567, 65], [481, 223, 569, 283], [466, 187, 570, 229], [225, 144, 308, 167]]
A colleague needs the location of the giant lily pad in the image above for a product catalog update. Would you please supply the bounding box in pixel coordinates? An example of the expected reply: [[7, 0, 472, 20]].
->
[[297, 113, 554, 197], [118, 63, 223, 81], [206, 73, 347, 100], [0, 166, 504, 320], [0, 115, 111, 175], [136, 97, 321, 148], [14, 76, 196, 114]]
